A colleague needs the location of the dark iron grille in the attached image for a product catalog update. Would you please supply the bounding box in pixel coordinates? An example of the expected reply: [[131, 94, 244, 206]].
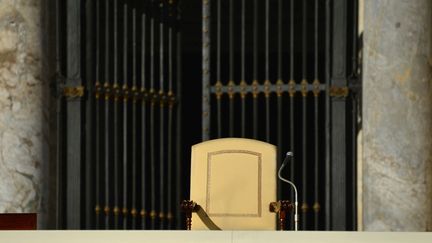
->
[[202, 0, 359, 230], [57, 0, 183, 230], [56, 0, 359, 231]]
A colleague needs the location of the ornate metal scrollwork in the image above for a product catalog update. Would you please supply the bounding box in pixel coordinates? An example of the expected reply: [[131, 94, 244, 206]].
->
[[329, 86, 349, 97], [64, 85, 85, 98]]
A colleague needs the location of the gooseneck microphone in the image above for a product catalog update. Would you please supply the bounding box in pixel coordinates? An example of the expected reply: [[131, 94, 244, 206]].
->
[[278, 151, 298, 231]]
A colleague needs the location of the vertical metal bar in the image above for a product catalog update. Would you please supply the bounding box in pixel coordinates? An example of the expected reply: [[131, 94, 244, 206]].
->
[[131, 8, 138, 229], [301, 99, 308, 231], [217, 97, 221, 138], [56, 101, 65, 229], [252, 0, 258, 139], [66, 0, 82, 230], [104, 0, 111, 229], [167, 99, 173, 227], [94, 0, 101, 230], [160, 3, 165, 92], [150, 1, 155, 94], [216, 0, 222, 138], [56, 0, 65, 228], [122, 3, 129, 230], [228, 0, 234, 137], [324, 0, 331, 231], [85, 0, 96, 229], [168, 6, 173, 94], [175, 2, 182, 228], [330, 0, 348, 230], [313, 0, 320, 231], [55, 0, 63, 108], [276, 94, 282, 197], [351, 0, 359, 230], [351, 97, 357, 230], [289, 0, 294, 77], [150, 2, 157, 228], [313, 95, 320, 228], [301, 0, 309, 230], [202, 0, 211, 141], [240, 0, 246, 138], [167, 2, 174, 228], [314, 0, 319, 80], [264, 0, 270, 143], [95, 102, 101, 230], [167, 31, 173, 230], [288, 92, 295, 231], [288, 0, 295, 230], [277, 0, 282, 83], [159, 1, 166, 230], [351, 0, 358, 78], [301, 0, 307, 77], [143, 12, 150, 230], [113, 0, 120, 230], [276, 0, 283, 204], [229, 0, 233, 84], [150, 102, 156, 230]]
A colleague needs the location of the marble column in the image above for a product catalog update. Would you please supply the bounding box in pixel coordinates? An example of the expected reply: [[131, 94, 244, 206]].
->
[[362, 0, 432, 231], [0, 0, 56, 228]]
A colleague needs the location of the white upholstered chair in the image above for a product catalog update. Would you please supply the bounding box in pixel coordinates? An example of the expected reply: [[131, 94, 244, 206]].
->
[[181, 138, 292, 230]]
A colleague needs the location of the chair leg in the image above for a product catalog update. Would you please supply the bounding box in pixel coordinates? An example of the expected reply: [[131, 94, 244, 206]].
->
[[279, 210, 286, 231], [180, 200, 197, 230]]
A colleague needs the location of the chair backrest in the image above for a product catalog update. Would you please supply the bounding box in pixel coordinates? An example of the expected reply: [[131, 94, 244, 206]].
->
[[190, 138, 276, 230]]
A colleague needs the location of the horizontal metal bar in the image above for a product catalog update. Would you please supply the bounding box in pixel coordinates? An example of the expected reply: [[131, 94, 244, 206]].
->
[[210, 83, 327, 96], [94, 85, 178, 103]]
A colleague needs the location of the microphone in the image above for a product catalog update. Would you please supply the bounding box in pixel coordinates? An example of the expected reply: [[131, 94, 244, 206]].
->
[[278, 151, 298, 231]]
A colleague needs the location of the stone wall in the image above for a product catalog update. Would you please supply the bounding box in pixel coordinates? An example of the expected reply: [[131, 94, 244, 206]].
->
[[362, 0, 432, 231], [0, 0, 56, 228]]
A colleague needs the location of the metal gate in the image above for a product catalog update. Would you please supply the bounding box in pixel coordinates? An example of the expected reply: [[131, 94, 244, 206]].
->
[[56, 0, 183, 230], [201, 0, 360, 230], [56, 0, 360, 231]]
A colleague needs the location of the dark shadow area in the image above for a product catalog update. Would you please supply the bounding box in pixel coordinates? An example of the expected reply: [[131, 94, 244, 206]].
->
[[40, 0, 59, 229]]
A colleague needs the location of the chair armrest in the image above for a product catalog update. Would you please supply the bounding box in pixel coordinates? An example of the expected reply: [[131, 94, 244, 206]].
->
[[180, 200, 198, 230], [269, 200, 293, 230], [180, 200, 222, 230]]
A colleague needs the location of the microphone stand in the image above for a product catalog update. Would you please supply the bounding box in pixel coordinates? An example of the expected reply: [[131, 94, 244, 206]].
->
[[278, 152, 298, 231]]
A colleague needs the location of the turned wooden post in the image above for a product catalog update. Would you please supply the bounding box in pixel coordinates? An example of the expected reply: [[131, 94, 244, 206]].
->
[[279, 200, 292, 230], [180, 200, 197, 230], [269, 200, 293, 231]]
